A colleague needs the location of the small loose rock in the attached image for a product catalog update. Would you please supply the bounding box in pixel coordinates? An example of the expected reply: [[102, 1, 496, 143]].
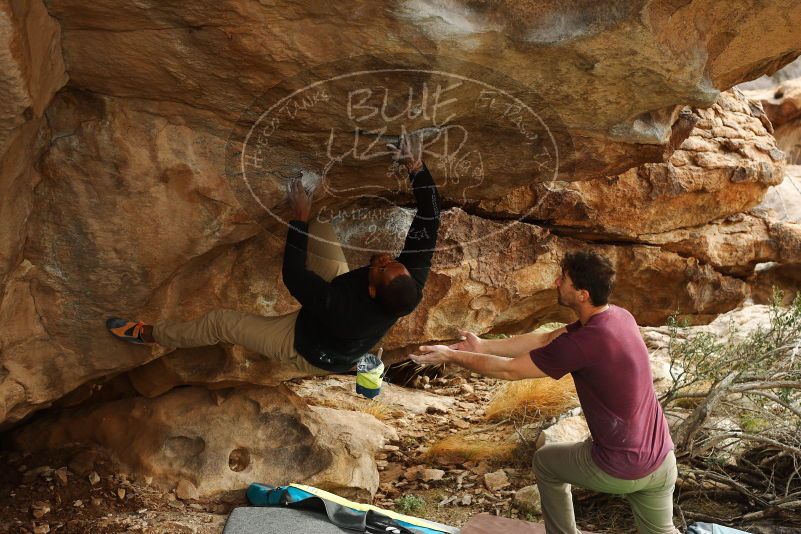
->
[[53, 468, 68, 487], [31, 501, 50, 519], [513, 484, 542, 515], [483, 469, 510, 492], [175, 479, 199, 501], [420, 469, 445, 482]]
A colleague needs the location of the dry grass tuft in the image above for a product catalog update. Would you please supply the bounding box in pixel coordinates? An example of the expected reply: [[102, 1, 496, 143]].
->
[[306, 395, 393, 421], [356, 399, 392, 421], [426, 434, 517, 463], [485, 375, 578, 421]]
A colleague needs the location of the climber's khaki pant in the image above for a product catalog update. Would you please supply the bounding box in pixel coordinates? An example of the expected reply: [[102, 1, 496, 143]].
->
[[152, 221, 349, 375], [532, 440, 680, 534]]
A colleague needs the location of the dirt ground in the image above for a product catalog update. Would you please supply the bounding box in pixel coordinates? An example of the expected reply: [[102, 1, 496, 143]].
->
[[0, 445, 227, 533], [0, 370, 797, 534]]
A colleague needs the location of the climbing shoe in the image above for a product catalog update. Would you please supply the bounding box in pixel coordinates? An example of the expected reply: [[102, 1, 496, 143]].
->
[[106, 317, 148, 344]]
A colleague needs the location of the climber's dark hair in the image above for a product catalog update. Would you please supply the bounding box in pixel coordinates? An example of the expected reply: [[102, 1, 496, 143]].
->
[[376, 274, 419, 317], [560, 251, 616, 306]]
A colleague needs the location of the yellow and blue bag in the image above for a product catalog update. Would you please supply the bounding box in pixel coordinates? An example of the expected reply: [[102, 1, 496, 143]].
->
[[356, 352, 385, 399]]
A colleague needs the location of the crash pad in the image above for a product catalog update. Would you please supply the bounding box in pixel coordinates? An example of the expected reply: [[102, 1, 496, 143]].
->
[[223, 506, 351, 534]]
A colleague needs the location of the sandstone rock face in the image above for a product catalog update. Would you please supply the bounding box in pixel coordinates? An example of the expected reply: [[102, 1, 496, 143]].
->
[[41, 0, 801, 179], [744, 64, 801, 304], [0, 185, 753, 421], [0, 0, 66, 305], [388, 209, 749, 339], [744, 73, 801, 164], [478, 90, 784, 238], [0, 89, 262, 426], [751, 165, 801, 304], [1, 0, 800, 453], [0, 0, 66, 155], [638, 214, 777, 278], [470, 90, 796, 301], [0, 0, 66, 318], [11, 386, 395, 500]]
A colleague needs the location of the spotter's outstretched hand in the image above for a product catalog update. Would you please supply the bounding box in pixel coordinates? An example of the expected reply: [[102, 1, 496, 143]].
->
[[448, 330, 484, 353], [411, 344, 453, 365]]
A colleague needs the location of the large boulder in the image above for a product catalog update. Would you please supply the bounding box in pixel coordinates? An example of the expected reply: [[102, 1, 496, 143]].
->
[[1, 0, 800, 429], [534, 415, 591, 449], [11, 385, 396, 500]]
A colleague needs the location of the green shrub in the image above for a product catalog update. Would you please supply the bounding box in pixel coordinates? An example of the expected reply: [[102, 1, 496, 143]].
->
[[394, 494, 426, 515]]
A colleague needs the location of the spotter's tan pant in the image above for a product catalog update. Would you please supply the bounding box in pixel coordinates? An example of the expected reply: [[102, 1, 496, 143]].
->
[[152, 221, 349, 375], [532, 441, 680, 534]]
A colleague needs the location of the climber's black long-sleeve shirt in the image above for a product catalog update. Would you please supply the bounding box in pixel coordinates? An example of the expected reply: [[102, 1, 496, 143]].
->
[[282, 164, 441, 372]]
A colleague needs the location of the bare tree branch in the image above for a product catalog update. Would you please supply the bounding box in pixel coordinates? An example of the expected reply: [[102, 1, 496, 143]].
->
[[748, 390, 801, 419], [673, 372, 738, 453], [738, 500, 801, 521]]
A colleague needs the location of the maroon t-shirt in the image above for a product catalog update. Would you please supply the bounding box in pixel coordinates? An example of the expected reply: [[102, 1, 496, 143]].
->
[[530, 305, 673, 480]]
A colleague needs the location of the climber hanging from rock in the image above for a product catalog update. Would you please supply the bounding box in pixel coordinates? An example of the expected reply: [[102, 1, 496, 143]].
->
[[107, 132, 441, 380]]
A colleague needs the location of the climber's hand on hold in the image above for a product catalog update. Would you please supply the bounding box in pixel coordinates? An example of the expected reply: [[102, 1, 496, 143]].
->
[[287, 177, 312, 222], [387, 132, 424, 174]]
